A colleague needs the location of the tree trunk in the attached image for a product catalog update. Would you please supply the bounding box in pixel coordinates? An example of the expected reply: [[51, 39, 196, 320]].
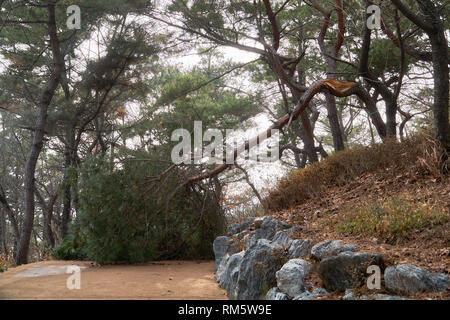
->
[[385, 98, 398, 137], [429, 32, 449, 153], [350, 85, 387, 138], [324, 57, 345, 151], [392, 0, 449, 152], [35, 188, 56, 248], [288, 99, 319, 164], [291, 57, 319, 164], [312, 1, 346, 152], [44, 198, 56, 248], [61, 182, 71, 239], [0, 185, 20, 251], [298, 118, 319, 163], [61, 127, 75, 239], [325, 92, 345, 150], [0, 208, 7, 254], [15, 2, 64, 265], [358, 4, 393, 140], [293, 152, 303, 168], [419, 4, 449, 153]]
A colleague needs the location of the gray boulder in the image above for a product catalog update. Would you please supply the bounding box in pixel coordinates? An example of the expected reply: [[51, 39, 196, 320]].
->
[[276, 259, 313, 298], [215, 255, 229, 282], [241, 217, 295, 250], [234, 229, 251, 240], [219, 251, 245, 299], [312, 288, 330, 296], [227, 218, 255, 236], [241, 223, 280, 250], [343, 289, 408, 300], [384, 264, 449, 295], [261, 215, 292, 231], [227, 223, 241, 237], [342, 289, 355, 300], [293, 291, 315, 300], [288, 239, 312, 258], [293, 288, 329, 300], [265, 287, 289, 300], [318, 251, 383, 292], [236, 239, 282, 300], [252, 216, 265, 229], [242, 232, 257, 250], [254, 227, 275, 242], [311, 240, 357, 260], [371, 294, 409, 300], [272, 227, 299, 247], [213, 236, 239, 268], [253, 216, 292, 241]]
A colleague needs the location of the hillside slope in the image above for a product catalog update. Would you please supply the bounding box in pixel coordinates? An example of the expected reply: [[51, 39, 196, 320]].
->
[[263, 133, 449, 299]]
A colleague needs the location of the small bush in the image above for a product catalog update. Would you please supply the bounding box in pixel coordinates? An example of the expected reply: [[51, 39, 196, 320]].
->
[[52, 224, 88, 261], [330, 197, 449, 243], [0, 253, 13, 272]]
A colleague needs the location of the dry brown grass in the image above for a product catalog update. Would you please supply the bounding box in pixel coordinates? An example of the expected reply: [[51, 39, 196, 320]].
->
[[0, 253, 14, 273], [327, 197, 449, 244], [264, 131, 448, 212]]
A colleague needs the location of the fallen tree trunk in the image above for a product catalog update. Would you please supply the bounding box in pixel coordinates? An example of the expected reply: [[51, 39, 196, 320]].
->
[[187, 79, 358, 183]]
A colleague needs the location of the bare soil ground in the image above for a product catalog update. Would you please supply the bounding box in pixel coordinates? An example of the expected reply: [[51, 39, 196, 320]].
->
[[0, 260, 227, 300]]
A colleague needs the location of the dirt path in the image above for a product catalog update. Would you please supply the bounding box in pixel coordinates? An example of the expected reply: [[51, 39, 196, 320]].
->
[[0, 260, 227, 300]]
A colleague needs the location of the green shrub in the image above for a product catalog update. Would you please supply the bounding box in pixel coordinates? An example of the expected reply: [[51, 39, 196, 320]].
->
[[52, 224, 88, 260], [57, 154, 224, 264]]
